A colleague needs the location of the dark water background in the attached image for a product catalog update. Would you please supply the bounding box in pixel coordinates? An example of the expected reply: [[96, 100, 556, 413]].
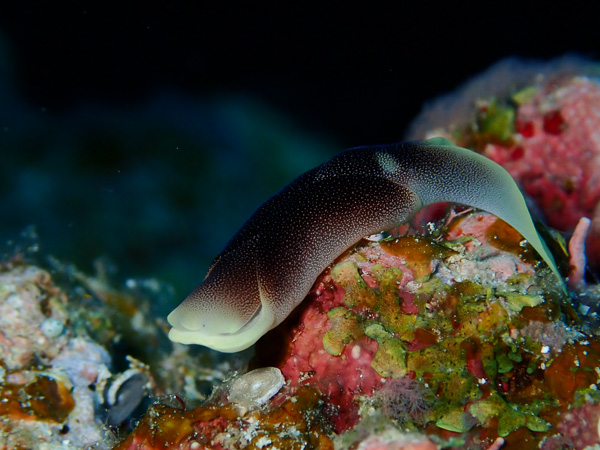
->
[[0, 2, 597, 309]]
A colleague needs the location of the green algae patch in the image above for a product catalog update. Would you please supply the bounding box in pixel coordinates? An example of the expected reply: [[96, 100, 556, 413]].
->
[[508, 350, 522, 363], [331, 260, 378, 309], [451, 280, 487, 297], [323, 307, 364, 356], [476, 99, 516, 143], [467, 391, 550, 437], [365, 324, 408, 377], [380, 310, 416, 341], [410, 278, 491, 338], [333, 259, 419, 343], [436, 409, 475, 433], [373, 294, 417, 341], [364, 322, 392, 341], [511, 85, 539, 105], [407, 338, 466, 377], [330, 261, 365, 291], [525, 415, 551, 433], [369, 264, 403, 291], [439, 370, 481, 405], [454, 295, 488, 335], [411, 275, 447, 298], [496, 353, 514, 374], [336, 235, 574, 443], [468, 392, 524, 436], [499, 292, 544, 312], [370, 337, 408, 378], [475, 301, 510, 335], [380, 236, 456, 281]]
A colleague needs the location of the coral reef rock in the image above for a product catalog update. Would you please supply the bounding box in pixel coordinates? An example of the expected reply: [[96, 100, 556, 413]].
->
[[120, 209, 600, 449], [0, 264, 114, 448]]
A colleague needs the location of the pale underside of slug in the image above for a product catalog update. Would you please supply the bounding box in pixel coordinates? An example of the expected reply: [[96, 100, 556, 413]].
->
[[168, 137, 563, 352]]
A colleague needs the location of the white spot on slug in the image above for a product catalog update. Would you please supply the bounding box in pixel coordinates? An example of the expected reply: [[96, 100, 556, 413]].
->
[[376, 151, 399, 174]]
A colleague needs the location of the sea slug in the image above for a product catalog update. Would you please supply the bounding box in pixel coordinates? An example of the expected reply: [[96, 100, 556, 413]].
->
[[168, 138, 561, 352]]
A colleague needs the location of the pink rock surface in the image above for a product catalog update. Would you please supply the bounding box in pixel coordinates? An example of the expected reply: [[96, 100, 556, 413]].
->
[[412, 66, 600, 274], [483, 78, 600, 234], [265, 210, 545, 436], [0, 265, 114, 448], [357, 434, 438, 450], [279, 278, 383, 432], [0, 266, 69, 370], [542, 402, 600, 449]]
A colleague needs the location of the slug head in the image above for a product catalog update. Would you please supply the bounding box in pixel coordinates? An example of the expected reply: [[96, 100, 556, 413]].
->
[[167, 252, 276, 352]]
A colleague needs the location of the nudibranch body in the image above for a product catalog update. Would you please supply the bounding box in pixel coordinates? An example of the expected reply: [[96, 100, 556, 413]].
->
[[168, 138, 562, 352]]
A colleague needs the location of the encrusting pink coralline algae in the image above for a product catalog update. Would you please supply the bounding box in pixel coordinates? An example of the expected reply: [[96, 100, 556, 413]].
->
[[482, 77, 600, 272], [409, 57, 600, 278]]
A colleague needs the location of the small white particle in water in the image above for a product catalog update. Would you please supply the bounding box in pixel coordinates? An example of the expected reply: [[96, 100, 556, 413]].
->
[[41, 318, 64, 338], [131, 311, 145, 331], [541, 362, 546, 370], [541, 345, 550, 354], [351, 344, 361, 359]]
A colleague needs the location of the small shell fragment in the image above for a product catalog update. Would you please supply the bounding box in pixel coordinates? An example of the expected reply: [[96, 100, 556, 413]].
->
[[41, 318, 64, 338], [228, 367, 285, 408], [105, 368, 149, 426]]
